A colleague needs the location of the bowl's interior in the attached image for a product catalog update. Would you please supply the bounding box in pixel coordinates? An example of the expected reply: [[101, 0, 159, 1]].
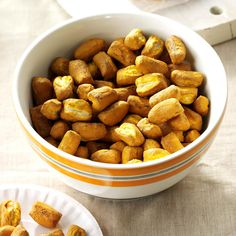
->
[[14, 13, 227, 167]]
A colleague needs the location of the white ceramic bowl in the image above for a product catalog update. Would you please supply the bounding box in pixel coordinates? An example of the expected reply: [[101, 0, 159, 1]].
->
[[13, 13, 227, 199]]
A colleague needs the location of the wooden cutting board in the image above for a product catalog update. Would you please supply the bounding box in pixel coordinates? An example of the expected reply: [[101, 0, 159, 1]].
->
[[57, 0, 236, 45]]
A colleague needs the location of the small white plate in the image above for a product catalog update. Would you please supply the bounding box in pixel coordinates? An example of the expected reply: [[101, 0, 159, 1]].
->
[[0, 184, 103, 236]]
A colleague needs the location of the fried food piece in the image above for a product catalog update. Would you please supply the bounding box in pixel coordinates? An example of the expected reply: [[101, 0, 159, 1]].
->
[[171, 70, 204, 87], [110, 141, 126, 152], [149, 85, 180, 107], [141, 35, 164, 58], [158, 122, 172, 136], [88, 61, 101, 79], [41, 99, 62, 120], [114, 85, 136, 101], [143, 139, 161, 151], [165, 35, 186, 64], [127, 95, 151, 117], [193, 95, 209, 116], [135, 55, 168, 76], [137, 118, 162, 139], [11, 225, 29, 236], [94, 80, 114, 88], [39, 228, 64, 236], [76, 84, 94, 101], [75, 146, 89, 159], [143, 148, 170, 162], [122, 146, 143, 164], [185, 129, 201, 143], [45, 136, 59, 147], [74, 38, 106, 62], [66, 225, 86, 236], [172, 130, 184, 142], [58, 130, 81, 155], [30, 105, 52, 138], [161, 132, 184, 153], [116, 65, 142, 86], [86, 142, 109, 154], [107, 40, 136, 66], [126, 159, 143, 164], [50, 57, 69, 76], [61, 98, 92, 122], [93, 52, 117, 80], [72, 122, 107, 141], [0, 200, 21, 227], [123, 114, 142, 125], [178, 86, 198, 105], [168, 61, 192, 72], [29, 201, 62, 229], [124, 28, 146, 50], [69, 60, 94, 85], [87, 86, 118, 112], [50, 120, 69, 140], [100, 126, 121, 143], [115, 123, 145, 146], [98, 101, 129, 126], [32, 77, 53, 105], [53, 76, 74, 101], [148, 98, 184, 124], [184, 107, 203, 131], [135, 73, 168, 97], [0, 225, 15, 236], [91, 149, 121, 164], [168, 112, 190, 131]]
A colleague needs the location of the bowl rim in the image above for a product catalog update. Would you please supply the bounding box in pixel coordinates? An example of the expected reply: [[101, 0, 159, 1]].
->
[[13, 12, 228, 170]]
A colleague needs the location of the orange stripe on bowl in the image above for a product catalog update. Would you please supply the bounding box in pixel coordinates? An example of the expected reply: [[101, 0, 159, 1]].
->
[[36, 145, 208, 187], [18, 114, 222, 177]]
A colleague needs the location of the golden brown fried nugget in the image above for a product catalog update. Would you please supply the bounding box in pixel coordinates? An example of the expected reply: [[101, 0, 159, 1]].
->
[[116, 65, 142, 86], [30, 105, 52, 138], [74, 38, 106, 62], [137, 118, 162, 139], [53, 76, 74, 101], [72, 122, 107, 141], [91, 149, 121, 164], [98, 101, 129, 126], [93, 52, 117, 80], [135, 55, 168, 76], [0, 200, 21, 227], [161, 132, 184, 153], [193, 95, 209, 116], [122, 146, 143, 164], [148, 98, 184, 124], [114, 85, 136, 101], [127, 95, 151, 117], [58, 130, 81, 155], [107, 40, 136, 66], [76, 84, 94, 101], [87, 86, 118, 112], [115, 123, 145, 146], [143, 148, 170, 162], [165, 35, 186, 64], [149, 85, 180, 107], [141, 35, 164, 58], [171, 70, 204, 87], [69, 60, 94, 85], [124, 28, 146, 50], [32, 77, 53, 105], [41, 99, 62, 120], [135, 73, 168, 97], [50, 57, 69, 76], [29, 202, 62, 229], [61, 98, 92, 122]]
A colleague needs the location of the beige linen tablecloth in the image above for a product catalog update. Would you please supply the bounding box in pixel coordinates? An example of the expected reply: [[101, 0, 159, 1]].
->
[[0, 1, 235, 235]]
